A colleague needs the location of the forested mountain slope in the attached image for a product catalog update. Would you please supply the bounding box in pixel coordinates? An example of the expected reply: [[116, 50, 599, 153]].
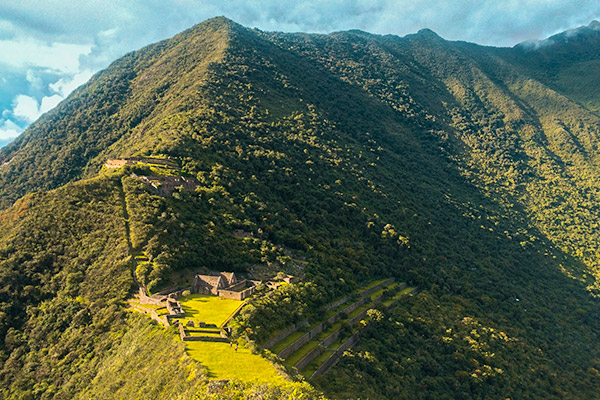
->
[[3, 17, 600, 399]]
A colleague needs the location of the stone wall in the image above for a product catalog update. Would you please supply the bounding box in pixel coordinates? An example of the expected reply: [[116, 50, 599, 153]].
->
[[179, 324, 229, 342], [264, 320, 309, 348], [278, 295, 367, 359], [218, 280, 256, 300], [341, 297, 366, 316], [278, 332, 311, 359], [324, 295, 349, 312], [104, 159, 133, 168], [348, 305, 374, 326], [131, 304, 169, 328], [137, 288, 164, 306], [310, 330, 362, 378], [220, 301, 248, 328], [320, 329, 341, 348], [359, 278, 395, 297], [295, 344, 325, 371]]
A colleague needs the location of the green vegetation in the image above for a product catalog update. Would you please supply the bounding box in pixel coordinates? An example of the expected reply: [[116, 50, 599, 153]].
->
[[286, 340, 320, 366], [179, 294, 243, 326], [74, 315, 205, 400], [271, 330, 306, 354], [4, 16, 600, 399], [185, 341, 285, 383]]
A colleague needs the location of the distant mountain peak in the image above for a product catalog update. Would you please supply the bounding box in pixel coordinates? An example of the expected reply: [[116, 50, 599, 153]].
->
[[588, 19, 600, 30], [516, 20, 600, 51], [416, 28, 440, 37]]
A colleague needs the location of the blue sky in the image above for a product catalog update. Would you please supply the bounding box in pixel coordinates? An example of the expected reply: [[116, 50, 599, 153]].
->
[[1, 0, 599, 148]]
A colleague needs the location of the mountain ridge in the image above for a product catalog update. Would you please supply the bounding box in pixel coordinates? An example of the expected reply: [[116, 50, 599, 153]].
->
[[3, 17, 600, 399]]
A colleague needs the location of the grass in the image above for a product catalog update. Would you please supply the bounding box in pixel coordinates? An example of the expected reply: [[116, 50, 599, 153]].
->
[[127, 300, 163, 310], [285, 340, 320, 366], [369, 282, 399, 301], [383, 286, 416, 307], [187, 331, 224, 338], [179, 294, 243, 326], [358, 278, 388, 293], [178, 293, 284, 383], [302, 349, 335, 378], [185, 341, 285, 383], [348, 302, 373, 319], [271, 330, 306, 354]]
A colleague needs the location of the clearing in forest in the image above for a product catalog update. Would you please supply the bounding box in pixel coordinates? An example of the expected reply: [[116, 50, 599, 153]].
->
[[179, 294, 243, 327], [178, 293, 285, 382]]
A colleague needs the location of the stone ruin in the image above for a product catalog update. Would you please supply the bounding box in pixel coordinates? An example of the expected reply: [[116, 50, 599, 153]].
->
[[192, 271, 258, 301], [104, 157, 178, 169], [165, 294, 185, 318]]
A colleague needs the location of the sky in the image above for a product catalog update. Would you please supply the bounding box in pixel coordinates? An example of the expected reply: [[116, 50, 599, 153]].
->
[[0, 0, 599, 148]]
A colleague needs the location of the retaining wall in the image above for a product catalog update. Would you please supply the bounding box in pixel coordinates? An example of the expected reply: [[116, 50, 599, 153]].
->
[[137, 288, 164, 306], [264, 320, 309, 349], [278, 332, 311, 359], [279, 293, 374, 359], [341, 297, 366, 316], [320, 329, 341, 348], [132, 305, 169, 328], [295, 345, 325, 371], [348, 305, 374, 326], [359, 278, 395, 297], [324, 295, 349, 312], [278, 319, 328, 359], [182, 336, 229, 342], [311, 330, 362, 378]]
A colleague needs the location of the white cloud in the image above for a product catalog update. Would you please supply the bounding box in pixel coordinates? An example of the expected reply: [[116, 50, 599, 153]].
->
[[0, 0, 598, 143], [0, 119, 22, 140], [12, 94, 39, 123], [0, 38, 91, 73], [49, 70, 94, 97]]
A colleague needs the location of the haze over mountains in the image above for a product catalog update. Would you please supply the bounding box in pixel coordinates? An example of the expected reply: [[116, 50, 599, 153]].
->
[[3, 17, 600, 399]]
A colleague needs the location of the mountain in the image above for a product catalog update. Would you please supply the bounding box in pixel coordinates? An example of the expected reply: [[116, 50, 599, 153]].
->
[[3, 17, 600, 399]]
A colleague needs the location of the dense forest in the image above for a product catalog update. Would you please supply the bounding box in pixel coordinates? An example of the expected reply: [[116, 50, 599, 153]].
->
[[3, 17, 600, 399]]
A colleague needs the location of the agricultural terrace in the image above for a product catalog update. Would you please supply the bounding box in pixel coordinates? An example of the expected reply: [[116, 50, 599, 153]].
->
[[186, 341, 285, 383], [179, 294, 243, 327], [178, 293, 285, 382]]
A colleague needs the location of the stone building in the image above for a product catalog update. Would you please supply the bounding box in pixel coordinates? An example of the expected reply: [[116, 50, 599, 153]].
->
[[192, 272, 237, 295], [192, 271, 256, 300]]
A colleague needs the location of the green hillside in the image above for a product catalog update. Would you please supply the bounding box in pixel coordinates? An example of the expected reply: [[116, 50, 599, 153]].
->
[[3, 17, 600, 399]]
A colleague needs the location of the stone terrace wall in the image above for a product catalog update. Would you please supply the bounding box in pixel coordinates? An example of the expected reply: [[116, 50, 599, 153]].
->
[[179, 324, 229, 342], [311, 330, 362, 378], [279, 294, 367, 359], [295, 345, 325, 371], [359, 278, 395, 298], [341, 297, 366, 316], [278, 332, 311, 359], [131, 304, 169, 328], [321, 329, 341, 348], [324, 295, 349, 312], [264, 320, 309, 348]]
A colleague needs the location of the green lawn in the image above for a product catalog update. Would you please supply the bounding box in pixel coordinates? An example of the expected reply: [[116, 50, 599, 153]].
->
[[317, 320, 344, 341], [348, 302, 372, 319], [302, 348, 335, 377], [186, 341, 285, 383], [187, 331, 223, 338], [368, 282, 398, 301], [286, 340, 320, 366], [179, 294, 243, 327], [271, 330, 306, 354], [358, 278, 388, 294]]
